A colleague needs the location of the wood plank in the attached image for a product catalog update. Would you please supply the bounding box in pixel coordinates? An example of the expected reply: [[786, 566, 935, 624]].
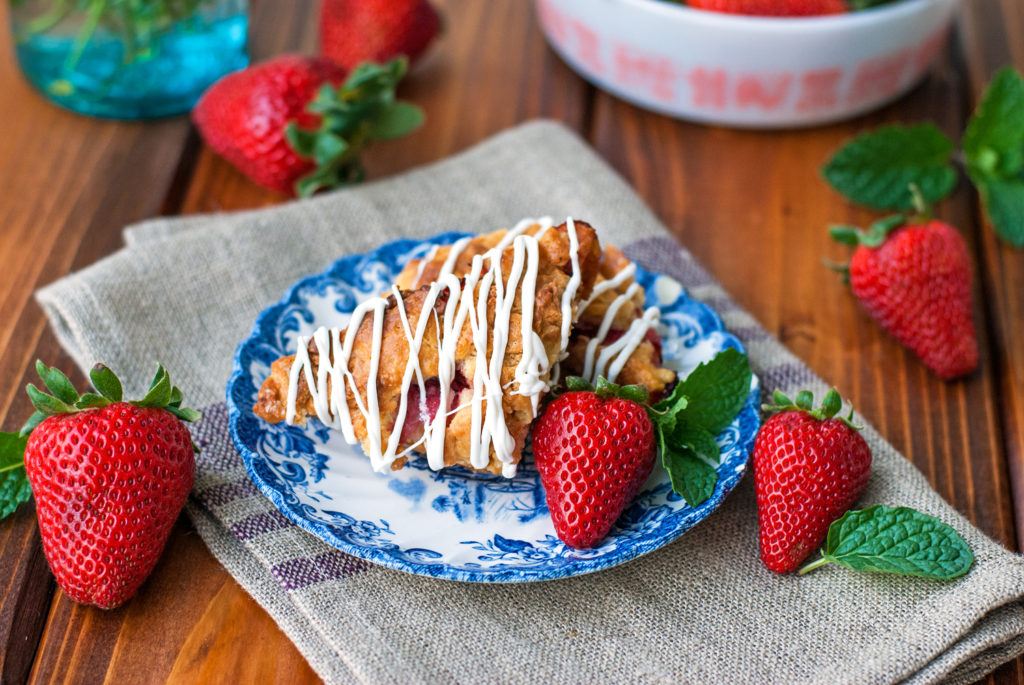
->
[[0, 3, 196, 681], [958, 0, 1024, 556], [26, 2, 590, 684]]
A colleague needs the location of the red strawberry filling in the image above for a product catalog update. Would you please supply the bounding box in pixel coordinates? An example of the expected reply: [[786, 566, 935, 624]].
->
[[399, 369, 471, 443]]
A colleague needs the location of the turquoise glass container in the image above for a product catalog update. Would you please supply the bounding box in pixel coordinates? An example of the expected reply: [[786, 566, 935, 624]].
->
[[10, 0, 249, 119]]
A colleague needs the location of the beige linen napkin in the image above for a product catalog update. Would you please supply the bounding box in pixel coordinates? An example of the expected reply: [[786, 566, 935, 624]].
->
[[36, 121, 1024, 684]]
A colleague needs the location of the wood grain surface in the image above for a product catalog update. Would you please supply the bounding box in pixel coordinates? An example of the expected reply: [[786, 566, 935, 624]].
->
[[0, 0, 1021, 683]]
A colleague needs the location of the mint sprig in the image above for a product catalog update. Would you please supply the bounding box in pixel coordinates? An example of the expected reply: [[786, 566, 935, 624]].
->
[[798, 505, 974, 580], [0, 360, 202, 520], [822, 66, 1024, 247], [284, 58, 424, 198], [651, 347, 753, 506]]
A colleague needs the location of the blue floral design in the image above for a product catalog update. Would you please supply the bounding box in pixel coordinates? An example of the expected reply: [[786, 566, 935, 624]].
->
[[227, 233, 760, 582]]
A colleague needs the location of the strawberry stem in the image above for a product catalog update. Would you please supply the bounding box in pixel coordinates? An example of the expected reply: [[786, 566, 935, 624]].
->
[[798, 555, 831, 575]]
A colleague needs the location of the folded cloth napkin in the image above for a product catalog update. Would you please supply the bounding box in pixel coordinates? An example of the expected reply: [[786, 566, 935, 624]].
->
[[37, 121, 1024, 684]]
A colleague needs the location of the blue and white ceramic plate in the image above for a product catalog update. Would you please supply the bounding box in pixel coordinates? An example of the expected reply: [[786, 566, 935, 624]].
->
[[228, 233, 760, 582]]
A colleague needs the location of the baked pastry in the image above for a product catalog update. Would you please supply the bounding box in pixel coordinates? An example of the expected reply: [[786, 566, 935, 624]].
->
[[396, 220, 675, 396], [254, 219, 602, 476]]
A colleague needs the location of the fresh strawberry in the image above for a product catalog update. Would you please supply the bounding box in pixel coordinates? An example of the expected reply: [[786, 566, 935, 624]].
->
[[532, 380, 657, 549], [831, 209, 978, 380], [1, 362, 201, 609], [687, 0, 847, 16], [320, 0, 441, 71], [753, 389, 872, 573], [192, 56, 423, 197]]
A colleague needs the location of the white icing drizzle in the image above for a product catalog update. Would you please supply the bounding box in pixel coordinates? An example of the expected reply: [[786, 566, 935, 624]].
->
[[286, 217, 565, 477], [587, 306, 662, 385], [557, 217, 582, 360], [409, 245, 439, 288]]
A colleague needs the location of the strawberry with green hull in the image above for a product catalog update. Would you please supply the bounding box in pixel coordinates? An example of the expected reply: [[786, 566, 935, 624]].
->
[[0, 362, 200, 609], [830, 191, 978, 380], [320, 0, 441, 72], [754, 389, 871, 574], [532, 348, 752, 549], [192, 56, 424, 198]]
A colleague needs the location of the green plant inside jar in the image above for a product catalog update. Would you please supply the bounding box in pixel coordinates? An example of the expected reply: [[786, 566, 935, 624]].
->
[[9, 0, 249, 119]]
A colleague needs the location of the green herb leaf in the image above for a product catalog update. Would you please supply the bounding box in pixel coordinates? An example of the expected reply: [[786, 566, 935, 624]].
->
[[89, 363, 122, 402], [972, 174, 1024, 247], [801, 505, 974, 579], [35, 361, 79, 405], [672, 347, 752, 434], [662, 445, 717, 507], [822, 123, 957, 210], [673, 419, 720, 463], [0, 432, 31, 520], [963, 67, 1024, 180]]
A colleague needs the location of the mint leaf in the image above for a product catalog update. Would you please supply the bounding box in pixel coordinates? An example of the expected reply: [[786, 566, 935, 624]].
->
[[974, 175, 1024, 247], [662, 445, 716, 507], [801, 505, 974, 579], [672, 418, 720, 463], [963, 67, 1024, 180], [0, 432, 31, 519], [823, 123, 957, 210], [674, 347, 751, 434]]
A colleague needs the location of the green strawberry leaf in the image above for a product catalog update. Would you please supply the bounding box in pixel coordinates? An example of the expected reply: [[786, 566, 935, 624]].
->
[[288, 58, 423, 198], [673, 347, 752, 435], [167, 406, 202, 423], [799, 505, 974, 579], [822, 123, 957, 210], [367, 102, 426, 140], [35, 360, 79, 405], [75, 393, 110, 410], [972, 174, 1024, 247], [26, 384, 73, 415], [19, 411, 46, 437], [89, 363, 122, 402], [134, 365, 172, 408], [662, 445, 717, 507], [0, 432, 31, 520], [963, 67, 1024, 180]]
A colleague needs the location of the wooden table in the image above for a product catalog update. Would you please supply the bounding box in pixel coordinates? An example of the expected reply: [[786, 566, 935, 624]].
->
[[1, 0, 1021, 682]]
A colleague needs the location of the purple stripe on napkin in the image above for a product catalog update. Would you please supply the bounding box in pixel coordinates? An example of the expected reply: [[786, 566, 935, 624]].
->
[[271, 552, 370, 591]]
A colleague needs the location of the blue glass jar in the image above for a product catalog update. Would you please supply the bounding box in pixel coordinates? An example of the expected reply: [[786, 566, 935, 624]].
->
[[10, 0, 249, 119]]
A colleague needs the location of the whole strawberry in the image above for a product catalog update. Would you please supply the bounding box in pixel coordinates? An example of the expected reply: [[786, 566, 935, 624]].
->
[[320, 0, 441, 71], [831, 212, 978, 380], [532, 380, 656, 549], [753, 389, 871, 573], [688, 0, 847, 16], [1, 362, 200, 609], [192, 55, 423, 197]]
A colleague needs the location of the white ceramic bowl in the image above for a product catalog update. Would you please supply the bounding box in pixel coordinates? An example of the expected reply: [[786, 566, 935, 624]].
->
[[535, 0, 959, 128]]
